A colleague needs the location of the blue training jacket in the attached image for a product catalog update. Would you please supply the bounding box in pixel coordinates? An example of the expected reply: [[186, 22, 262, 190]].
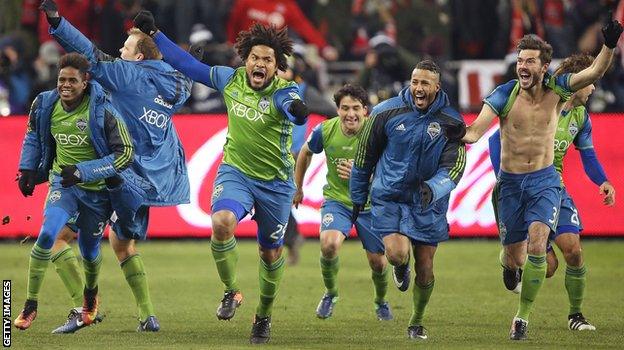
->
[[350, 87, 466, 207], [50, 18, 192, 206], [19, 82, 150, 220]]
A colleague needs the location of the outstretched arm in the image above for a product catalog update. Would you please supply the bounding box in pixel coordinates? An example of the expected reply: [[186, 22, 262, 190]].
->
[[569, 18, 623, 91], [462, 103, 497, 144]]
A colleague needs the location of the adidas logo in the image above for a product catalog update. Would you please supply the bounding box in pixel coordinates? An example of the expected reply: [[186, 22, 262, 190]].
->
[[395, 123, 406, 131]]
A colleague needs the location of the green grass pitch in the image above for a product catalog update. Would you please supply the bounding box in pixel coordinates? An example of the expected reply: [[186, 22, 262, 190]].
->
[[1, 239, 623, 349]]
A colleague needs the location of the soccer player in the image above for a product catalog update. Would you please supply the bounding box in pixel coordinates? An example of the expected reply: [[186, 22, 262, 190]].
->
[[14, 53, 135, 330], [40, 0, 192, 333], [293, 84, 393, 321], [488, 53, 615, 331], [462, 20, 622, 339], [350, 60, 467, 340], [133, 11, 310, 343]]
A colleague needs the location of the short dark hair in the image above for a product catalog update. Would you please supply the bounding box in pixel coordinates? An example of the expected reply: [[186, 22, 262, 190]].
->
[[517, 34, 553, 64], [333, 84, 369, 107], [235, 23, 293, 71], [58, 53, 90, 75], [128, 28, 163, 60], [554, 53, 594, 75], [415, 59, 440, 76]]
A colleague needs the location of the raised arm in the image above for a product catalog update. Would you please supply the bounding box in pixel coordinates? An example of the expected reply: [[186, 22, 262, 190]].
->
[[569, 18, 623, 91]]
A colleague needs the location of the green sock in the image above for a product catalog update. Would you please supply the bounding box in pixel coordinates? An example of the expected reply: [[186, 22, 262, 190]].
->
[[26, 244, 52, 301], [409, 279, 434, 326], [51, 246, 84, 307], [320, 255, 339, 296], [565, 264, 587, 315], [516, 254, 547, 320], [121, 254, 155, 321], [83, 254, 102, 290], [256, 256, 286, 318], [371, 267, 388, 304], [211, 237, 239, 292]]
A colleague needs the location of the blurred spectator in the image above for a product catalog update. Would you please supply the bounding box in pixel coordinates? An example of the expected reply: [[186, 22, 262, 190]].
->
[[1, 0, 23, 35], [451, 0, 505, 59], [542, 0, 575, 58], [155, 0, 228, 45], [0, 33, 34, 115], [508, 0, 545, 53], [28, 0, 98, 45], [30, 41, 61, 100], [358, 33, 417, 105], [226, 0, 338, 61]]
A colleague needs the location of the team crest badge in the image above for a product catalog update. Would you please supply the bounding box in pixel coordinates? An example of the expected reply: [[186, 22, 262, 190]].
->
[[49, 190, 62, 203], [427, 122, 441, 139], [258, 96, 270, 113], [212, 184, 223, 202], [568, 121, 578, 137], [76, 118, 87, 132], [288, 92, 301, 100], [322, 213, 334, 226], [498, 222, 507, 241]]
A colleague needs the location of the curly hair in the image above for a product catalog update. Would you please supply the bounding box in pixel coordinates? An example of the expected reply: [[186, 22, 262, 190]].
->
[[235, 23, 293, 71], [59, 52, 90, 76], [333, 84, 369, 108], [554, 53, 594, 76], [517, 34, 553, 64]]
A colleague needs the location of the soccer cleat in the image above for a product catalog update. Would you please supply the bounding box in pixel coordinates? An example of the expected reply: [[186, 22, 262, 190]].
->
[[315, 293, 338, 319], [14, 300, 38, 330], [392, 262, 411, 292], [374, 301, 393, 321], [137, 315, 161, 332], [509, 317, 528, 340], [81, 286, 99, 325], [216, 290, 243, 320], [407, 325, 428, 340], [51, 307, 105, 334], [503, 267, 522, 294], [250, 314, 271, 344], [568, 313, 596, 331]]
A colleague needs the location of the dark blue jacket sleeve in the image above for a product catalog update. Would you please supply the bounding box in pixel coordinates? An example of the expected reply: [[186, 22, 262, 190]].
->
[[424, 140, 466, 204], [350, 115, 387, 205], [153, 31, 235, 90], [18, 97, 42, 171], [488, 128, 502, 175], [575, 114, 607, 185], [274, 86, 307, 125]]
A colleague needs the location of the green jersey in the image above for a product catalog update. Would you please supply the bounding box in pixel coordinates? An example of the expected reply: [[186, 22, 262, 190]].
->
[[554, 105, 594, 181], [212, 67, 301, 181], [50, 96, 105, 191], [307, 117, 367, 208]]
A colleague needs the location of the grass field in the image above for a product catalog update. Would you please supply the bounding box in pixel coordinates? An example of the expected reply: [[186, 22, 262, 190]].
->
[[1, 239, 623, 349]]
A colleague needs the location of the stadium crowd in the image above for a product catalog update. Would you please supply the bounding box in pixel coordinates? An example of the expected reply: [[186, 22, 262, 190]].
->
[[2, 0, 624, 116]]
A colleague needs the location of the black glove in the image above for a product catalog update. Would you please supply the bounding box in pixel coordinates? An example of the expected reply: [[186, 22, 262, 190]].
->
[[443, 122, 466, 141], [288, 99, 309, 120], [17, 170, 36, 197], [602, 14, 623, 49], [420, 182, 433, 208], [39, 0, 61, 28], [351, 203, 365, 224], [133, 10, 158, 36], [189, 44, 204, 61], [60, 165, 81, 188], [105, 175, 123, 189]]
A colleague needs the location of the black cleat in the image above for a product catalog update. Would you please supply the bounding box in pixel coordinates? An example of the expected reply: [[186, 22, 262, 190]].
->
[[509, 317, 528, 340], [250, 315, 271, 344], [216, 291, 243, 320], [503, 267, 522, 293], [392, 262, 411, 292], [407, 325, 428, 340], [568, 313, 596, 331]]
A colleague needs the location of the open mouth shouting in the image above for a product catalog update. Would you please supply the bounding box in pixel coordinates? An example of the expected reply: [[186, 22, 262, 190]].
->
[[518, 70, 532, 85], [251, 69, 267, 87], [414, 91, 427, 107]]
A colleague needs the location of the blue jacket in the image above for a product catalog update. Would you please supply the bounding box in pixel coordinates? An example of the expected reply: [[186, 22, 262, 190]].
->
[[350, 87, 466, 207], [18, 82, 150, 220], [50, 18, 192, 206]]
